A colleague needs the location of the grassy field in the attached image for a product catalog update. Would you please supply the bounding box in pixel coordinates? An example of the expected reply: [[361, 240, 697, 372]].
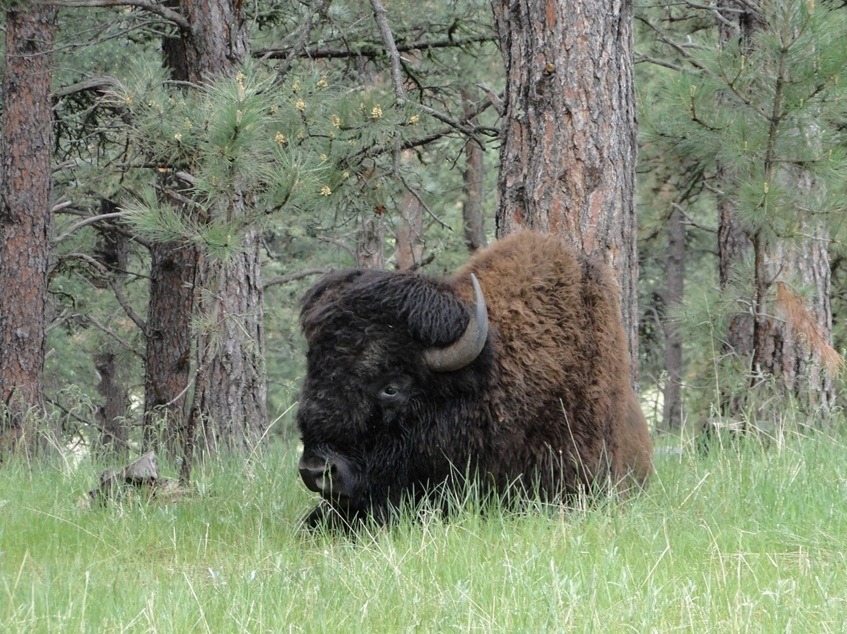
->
[[2, 427, 847, 633]]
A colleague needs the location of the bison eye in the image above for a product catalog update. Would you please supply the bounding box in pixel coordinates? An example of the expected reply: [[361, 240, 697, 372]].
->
[[379, 384, 401, 400], [374, 376, 412, 405]]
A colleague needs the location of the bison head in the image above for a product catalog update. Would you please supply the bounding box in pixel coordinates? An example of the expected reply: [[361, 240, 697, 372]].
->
[[296, 269, 489, 526]]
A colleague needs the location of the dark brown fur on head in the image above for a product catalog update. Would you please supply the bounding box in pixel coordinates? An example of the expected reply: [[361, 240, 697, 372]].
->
[[296, 231, 652, 526]]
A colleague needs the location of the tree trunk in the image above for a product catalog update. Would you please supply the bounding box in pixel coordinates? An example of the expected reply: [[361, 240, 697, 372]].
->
[[716, 1, 758, 418], [92, 200, 131, 456], [94, 351, 130, 458], [750, 204, 836, 422], [490, 0, 639, 374], [142, 239, 196, 452], [176, 0, 268, 457], [661, 205, 685, 431], [394, 190, 424, 270], [357, 216, 386, 269], [461, 89, 487, 254], [191, 232, 267, 452], [142, 33, 197, 454], [0, 5, 57, 455]]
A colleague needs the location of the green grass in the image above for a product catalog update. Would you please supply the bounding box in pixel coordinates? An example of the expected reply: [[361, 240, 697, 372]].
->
[[2, 428, 847, 632]]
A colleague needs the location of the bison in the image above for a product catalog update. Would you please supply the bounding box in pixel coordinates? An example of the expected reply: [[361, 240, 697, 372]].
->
[[296, 231, 652, 526]]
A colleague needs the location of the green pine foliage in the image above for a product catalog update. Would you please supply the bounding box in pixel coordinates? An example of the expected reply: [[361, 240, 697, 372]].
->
[[641, 0, 847, 421]]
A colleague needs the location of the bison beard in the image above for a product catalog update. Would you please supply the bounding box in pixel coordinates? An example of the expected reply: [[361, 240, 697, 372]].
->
[[296, 231, 652, 528]]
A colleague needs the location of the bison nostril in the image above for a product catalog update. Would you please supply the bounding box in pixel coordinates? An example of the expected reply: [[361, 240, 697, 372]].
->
[[298, 457, 348, 498]]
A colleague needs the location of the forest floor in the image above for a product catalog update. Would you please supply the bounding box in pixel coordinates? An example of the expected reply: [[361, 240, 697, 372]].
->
[[2, 424, 846, 632]]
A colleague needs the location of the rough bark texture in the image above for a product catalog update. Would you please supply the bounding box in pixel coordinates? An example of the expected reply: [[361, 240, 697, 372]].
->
[[143, 33, 197, 453], [461, 89, 487, 253], [94, 351, 130, 457], [490, 0, 639, 373], [751, 207, 835, 421], [142, 239, 196, 452], [176, 0, 268, 456], [357, 217, 386, 269], [0, 6, 57, 452], [192, 232, 267, 452], [716, 1, 757, 418], [93, 203, 131, 456], [394, 193, 425, 270], [661, 205, 685, 431]]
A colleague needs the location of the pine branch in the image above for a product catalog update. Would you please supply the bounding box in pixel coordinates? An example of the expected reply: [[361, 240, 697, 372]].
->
[[49, 0, 190, 29], [368, 0, 483, 145], [61, 253, 148, 334], [254, 35, 497, 62], [263, 268, 330, 288], [53, 210, 130, 245], [266, 0, 333, 84]]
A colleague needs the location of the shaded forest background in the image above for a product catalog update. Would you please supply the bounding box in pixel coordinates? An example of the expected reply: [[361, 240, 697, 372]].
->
[[1, 0, 846, 466]]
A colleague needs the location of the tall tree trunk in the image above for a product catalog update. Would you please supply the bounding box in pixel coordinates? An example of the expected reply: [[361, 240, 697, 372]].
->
[[661, 204, 685, 431], [142, 33, 197, 454], [750, 195, 836, 421], [490, 0, 639, 374], [177, 0, 268, 457], [142, 238, 196, 452], [0, 5, 57, 455], [716, 0, 758, 418], [93, 200, 131, 456], [461, 89, 487, 254], [717, 1, 835, 422]]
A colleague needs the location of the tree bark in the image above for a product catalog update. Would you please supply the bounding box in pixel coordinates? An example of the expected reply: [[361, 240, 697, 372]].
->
[[142, 32, 197, 454], [461, 88, 487, 254], [357, 216, 386, 269], [394, 185, 425, 270], [191, 231, 267, 452], [176, 0, 268, 457], [661, 204, 685, 431], [92, 200, 131, 456], [94, 351, 130, 457], [142, 238, 196, 452], [0, 5, 57, 454], [716, 0, 758, 418], [490, 0, 639, 373]]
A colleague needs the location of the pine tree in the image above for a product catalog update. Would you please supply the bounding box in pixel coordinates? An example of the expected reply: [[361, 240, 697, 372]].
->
[[651, 0, 847, 424]]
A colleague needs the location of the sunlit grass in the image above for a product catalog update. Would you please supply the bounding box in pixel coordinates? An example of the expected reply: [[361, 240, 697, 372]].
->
[[1, 425, 846, 632]]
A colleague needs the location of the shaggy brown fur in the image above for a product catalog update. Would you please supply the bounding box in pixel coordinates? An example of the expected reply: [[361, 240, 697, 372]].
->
[[450, 231, 652, 493], [296, 231, 652, 525]]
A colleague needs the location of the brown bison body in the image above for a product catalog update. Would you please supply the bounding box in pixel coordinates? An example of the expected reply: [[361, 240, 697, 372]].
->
[[297, 232, 652, 525]]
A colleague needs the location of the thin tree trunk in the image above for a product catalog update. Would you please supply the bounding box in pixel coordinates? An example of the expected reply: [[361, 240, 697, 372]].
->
[[461, 89, 487, 254], [94, 351, 130, 457], [661, 205, 685, 431], [92, 200, 131, 456], [490, 0, 639, 375], [394, 189, 424, 270], [142, 239, 196, 452], [357, 216, 386, 269], [142, 32, 197, 454], [0, 5, 57, 455], [716, 1, 758, 419]]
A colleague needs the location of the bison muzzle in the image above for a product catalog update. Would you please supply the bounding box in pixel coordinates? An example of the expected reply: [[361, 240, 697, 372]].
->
[[296, 231, 652, 526]]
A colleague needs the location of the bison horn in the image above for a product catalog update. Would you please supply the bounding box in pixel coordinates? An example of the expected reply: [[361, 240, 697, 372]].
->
[[423, 273, 489, 372]]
